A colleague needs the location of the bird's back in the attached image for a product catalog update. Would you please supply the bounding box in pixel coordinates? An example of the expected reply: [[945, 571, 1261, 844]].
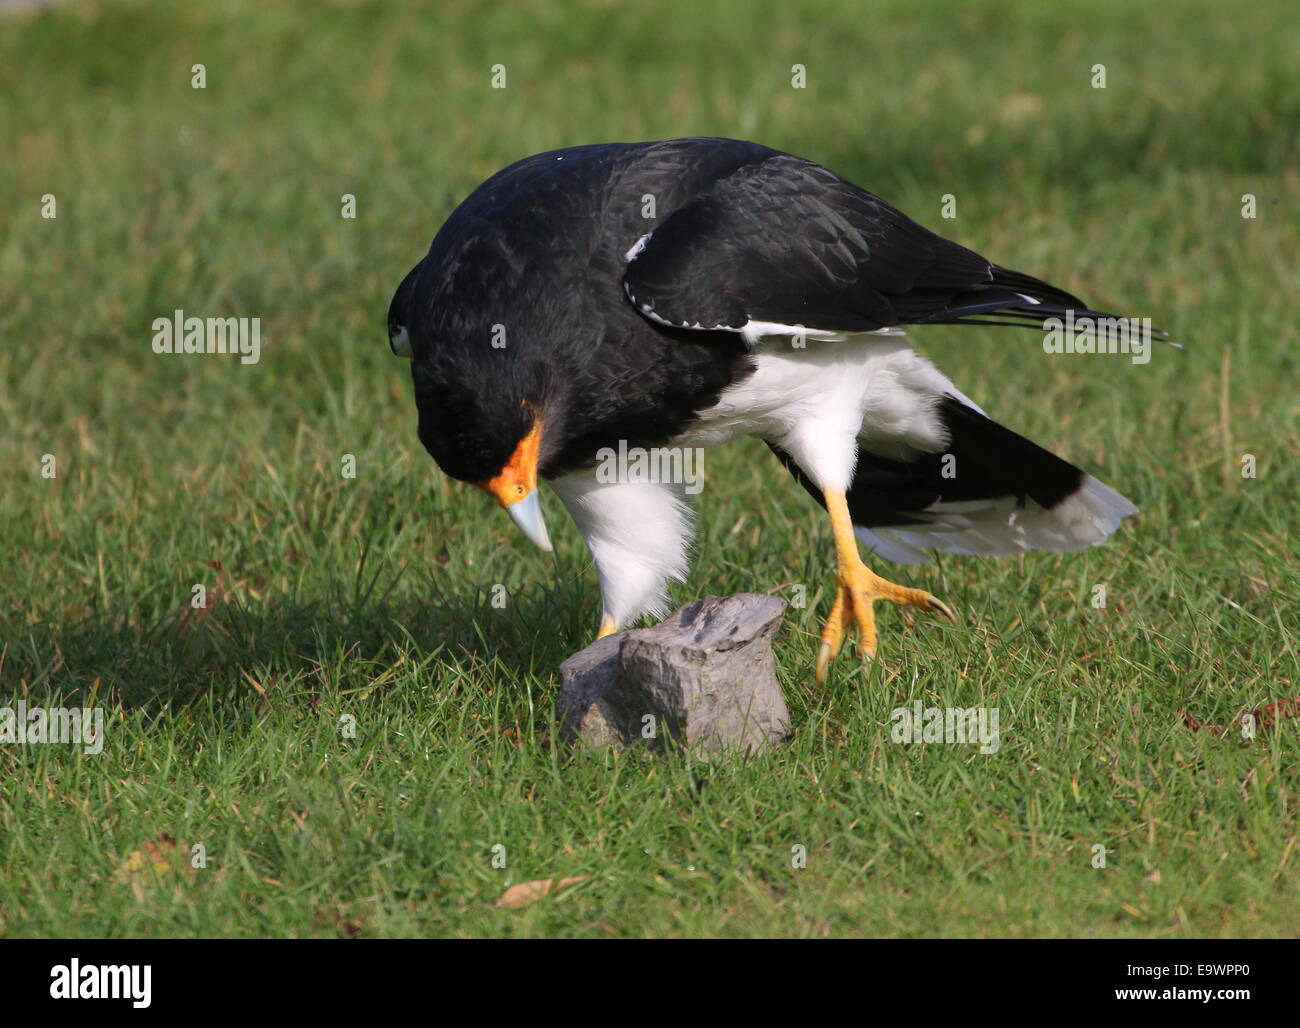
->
[[416, 138, 777, 333], [412, 139, 779, 473]]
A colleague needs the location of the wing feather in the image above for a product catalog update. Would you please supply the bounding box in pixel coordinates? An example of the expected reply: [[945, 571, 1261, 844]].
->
[[623, 153, 1164, 340]]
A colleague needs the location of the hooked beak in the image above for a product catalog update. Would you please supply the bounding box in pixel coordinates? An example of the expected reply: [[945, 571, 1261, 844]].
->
[[390, 325, 413, 358], [503, 489, 552, 552], [478, 418, 552, 552]]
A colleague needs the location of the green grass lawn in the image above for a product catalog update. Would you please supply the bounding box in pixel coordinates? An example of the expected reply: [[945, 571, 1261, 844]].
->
[[1, 0, 1297, 937]]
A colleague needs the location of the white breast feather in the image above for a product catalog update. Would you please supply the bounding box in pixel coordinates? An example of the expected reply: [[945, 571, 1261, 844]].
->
[[549, 471, 694, 629]]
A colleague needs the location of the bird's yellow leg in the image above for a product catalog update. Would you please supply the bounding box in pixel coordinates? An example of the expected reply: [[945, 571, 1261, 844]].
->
[[595, 616, 618, 641], [815, 488, 956, 683]]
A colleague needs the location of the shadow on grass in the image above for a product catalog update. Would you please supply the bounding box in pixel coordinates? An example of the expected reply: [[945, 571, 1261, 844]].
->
[[4, 570, 598, 714]]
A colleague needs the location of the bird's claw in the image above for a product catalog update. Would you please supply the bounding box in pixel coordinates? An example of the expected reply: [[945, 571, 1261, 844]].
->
[[813, 560, 956, 683]]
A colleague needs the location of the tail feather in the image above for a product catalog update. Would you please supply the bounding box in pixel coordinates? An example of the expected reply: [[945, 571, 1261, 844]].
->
[[770, 395, 1138, 565], [897, 265, 1173, 343], [856, 474, 1137, 565]]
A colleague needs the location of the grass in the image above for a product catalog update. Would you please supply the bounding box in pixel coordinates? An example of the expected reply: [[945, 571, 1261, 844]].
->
[[1, 0, 1297, 937]]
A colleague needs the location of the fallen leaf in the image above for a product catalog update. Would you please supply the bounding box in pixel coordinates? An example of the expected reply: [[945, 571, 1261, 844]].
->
[[1181, 696, 1300, 736], [114, 835, 193, 899], [495, 876, 589, 909], [177, 560, 224, 634], [312, 907, 370, 938]]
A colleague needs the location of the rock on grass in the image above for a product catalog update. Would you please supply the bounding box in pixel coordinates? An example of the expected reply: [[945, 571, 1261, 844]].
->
[[557, 593, 790, 758]]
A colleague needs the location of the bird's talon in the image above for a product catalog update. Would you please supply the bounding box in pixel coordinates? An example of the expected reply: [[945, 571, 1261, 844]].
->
[[815, 490, 955, 678], [927, 594, 958, 623], [815, 641, 834, 684]]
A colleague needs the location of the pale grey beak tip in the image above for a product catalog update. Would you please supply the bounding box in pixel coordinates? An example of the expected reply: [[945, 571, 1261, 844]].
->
[[390, 325, 413, 358], [504, 490, 552, 552]]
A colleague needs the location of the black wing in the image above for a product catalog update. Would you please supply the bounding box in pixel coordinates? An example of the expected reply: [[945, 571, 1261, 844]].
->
[[623, 152, 1159, 337]]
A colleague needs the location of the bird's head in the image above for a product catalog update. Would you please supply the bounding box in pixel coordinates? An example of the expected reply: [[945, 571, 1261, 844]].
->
[[388, 266, 556, 551], [387, 263, 417, 359]]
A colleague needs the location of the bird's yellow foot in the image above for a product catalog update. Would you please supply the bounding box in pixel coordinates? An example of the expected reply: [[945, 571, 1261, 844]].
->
[[594, 615, 618, 641], [814, 487, 956, 682], [814, 557, 955, 681]]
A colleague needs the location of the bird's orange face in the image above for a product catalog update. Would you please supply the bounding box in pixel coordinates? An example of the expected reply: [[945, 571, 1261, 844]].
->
[[476, 418, 543, 508], [474, 415, 552, 552]]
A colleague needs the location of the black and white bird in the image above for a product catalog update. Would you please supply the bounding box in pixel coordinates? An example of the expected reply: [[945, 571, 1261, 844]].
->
[[388, 138, 1156, 680]]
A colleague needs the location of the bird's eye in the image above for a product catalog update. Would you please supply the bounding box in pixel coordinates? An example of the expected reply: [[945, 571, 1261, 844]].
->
[[389, 324, 413, 358]]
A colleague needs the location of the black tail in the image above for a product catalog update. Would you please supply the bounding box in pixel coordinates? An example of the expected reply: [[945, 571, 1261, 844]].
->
[[899, 266, 1173, 343]]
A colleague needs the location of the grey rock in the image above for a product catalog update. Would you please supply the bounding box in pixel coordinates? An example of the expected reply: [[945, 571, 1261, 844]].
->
[[557, 593, 790, 758], [554, 633, 625, 747]]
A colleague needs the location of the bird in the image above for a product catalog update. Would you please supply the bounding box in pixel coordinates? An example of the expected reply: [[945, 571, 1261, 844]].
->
[[388, 137, 1161, 682]]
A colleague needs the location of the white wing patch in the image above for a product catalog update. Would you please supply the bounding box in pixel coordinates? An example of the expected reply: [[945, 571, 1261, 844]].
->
[[622, 282, 736, 332], [623, 281, 906, 348], [624, 233, 652, 262], [738, 320, 906, 347]]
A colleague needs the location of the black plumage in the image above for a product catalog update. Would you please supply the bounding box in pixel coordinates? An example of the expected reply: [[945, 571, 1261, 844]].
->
[[391, 140, 765, 482], [389, 137, 1154, 664], [392, 137, 1151, 488]]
